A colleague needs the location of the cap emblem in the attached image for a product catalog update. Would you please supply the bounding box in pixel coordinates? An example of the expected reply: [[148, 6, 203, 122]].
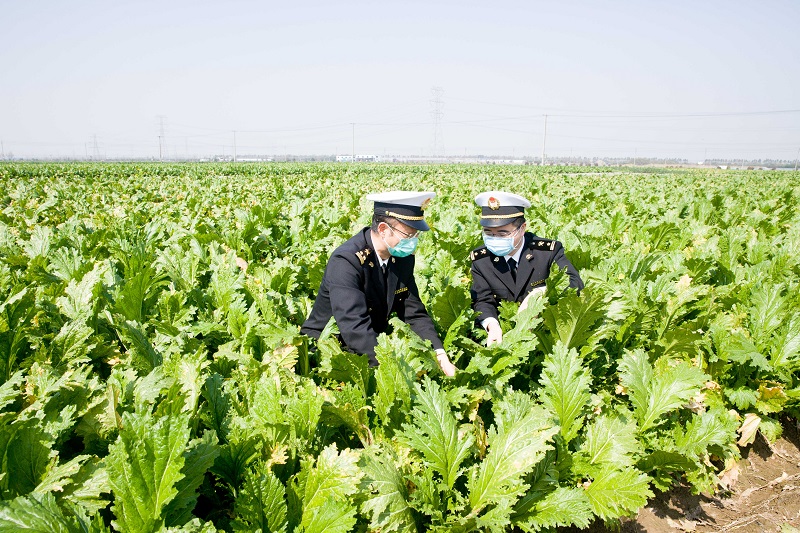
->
[[420, 197, 431, 210], [488, 197, 500, 210]]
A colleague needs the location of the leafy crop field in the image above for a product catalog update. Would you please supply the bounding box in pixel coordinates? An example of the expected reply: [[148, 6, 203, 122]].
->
[[0, 162, 798, 532]]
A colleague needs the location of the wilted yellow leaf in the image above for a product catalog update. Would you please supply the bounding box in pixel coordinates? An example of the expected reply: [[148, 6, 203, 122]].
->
[[737, 412, 761, 446]]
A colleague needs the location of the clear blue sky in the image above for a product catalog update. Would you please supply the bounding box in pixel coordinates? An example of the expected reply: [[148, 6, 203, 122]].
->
[[2, 0, 799, 161]]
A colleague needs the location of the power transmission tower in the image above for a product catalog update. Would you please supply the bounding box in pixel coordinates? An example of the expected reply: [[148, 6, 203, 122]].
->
[[541, 114, 548, 165], [430, 87, 445, 158], [351, 123, 355, 162], [92, 134, 100, 160], [156, 115, 167, 161]]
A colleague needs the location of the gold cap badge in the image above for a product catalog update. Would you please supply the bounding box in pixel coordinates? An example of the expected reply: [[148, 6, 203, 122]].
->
[[488, 196, 500, 210]]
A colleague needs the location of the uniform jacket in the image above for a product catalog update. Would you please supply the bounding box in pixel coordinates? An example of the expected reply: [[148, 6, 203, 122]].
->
[[470, 232, 584, 322], [301, 228, 443, 364]]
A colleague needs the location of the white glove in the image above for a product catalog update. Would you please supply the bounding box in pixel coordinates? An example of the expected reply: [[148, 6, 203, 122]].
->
[[485, 320, 503, 346], [519, 286, 546, 313], [435, 349, 457, 376]]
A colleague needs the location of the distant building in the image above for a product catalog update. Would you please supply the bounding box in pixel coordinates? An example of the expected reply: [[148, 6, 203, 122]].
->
[[336, 154, 381, 162]]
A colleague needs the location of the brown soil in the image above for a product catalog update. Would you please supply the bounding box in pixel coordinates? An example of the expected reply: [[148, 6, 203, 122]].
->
[[566, 418, 800, 532]]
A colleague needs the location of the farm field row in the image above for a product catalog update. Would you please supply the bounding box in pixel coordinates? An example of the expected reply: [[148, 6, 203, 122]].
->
[[0, 163, 798, 532]]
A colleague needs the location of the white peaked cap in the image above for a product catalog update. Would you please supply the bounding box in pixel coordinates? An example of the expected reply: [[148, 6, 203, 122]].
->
[[474, 191, 531, 208], [366, 191, 436, 206], [367, 191, 436, 231], [474, 191, 531, 227]]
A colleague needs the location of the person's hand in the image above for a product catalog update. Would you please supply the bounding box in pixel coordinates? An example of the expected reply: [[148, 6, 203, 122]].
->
[[435, 350, 457, 376], [519, 286, 546, 313], [486, 321, 503, 346]]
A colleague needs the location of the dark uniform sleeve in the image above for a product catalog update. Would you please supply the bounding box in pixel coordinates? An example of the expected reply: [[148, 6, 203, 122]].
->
[[470, 259, 499, 323], [399, 268, 444, 351], [325, 254, 381, 361], [552, 241, 584, 291]]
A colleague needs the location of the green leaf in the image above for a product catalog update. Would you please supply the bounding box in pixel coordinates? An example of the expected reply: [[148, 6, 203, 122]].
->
[[316, 338, 371, 399], [59, 456, 110, 515], [467, 392, 558, 520], [48, 319, 95, 369], [172, 347, 208, 416], [6, 423, 56, 498], [107, 409, 191, 533], [430, 284, 471, 335], [583, 466, 652, 521], [637, 450, 694, 492], [373, 335, 416, 432], [748, 283, 786, 347], [514, 486, 593, 532], [164, 430, 220, 527], [200, 374, 231, 441], [726, 387, 759, 410], [319, 384, 373, 447], [538, 342, 592, 443], [232, 461, 288, 533], [210, 429, 259, 490], [161, 518, 217, 533], [22, 226, 53, 260], [116, 320, 162, 374], [113, 266, 168, 323], [397, 376, 474, 490], [0, 371, 24, 410], [0, 492, 83, 533], [285, 380, 324, 453], [770, 315, 800, 374], [34, 454, 90, 495], [55, 263, 104, 321], [619, 349, 707, 432], [298, 444, 363, 533], [573, 415, 639, 479], [719, 332, 771, 372], [359, 444, 417, 533], [674, 408, 738, 461], [538, 287, 606, 353]]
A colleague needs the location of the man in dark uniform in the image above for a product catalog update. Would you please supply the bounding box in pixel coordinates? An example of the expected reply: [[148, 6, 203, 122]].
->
[[301, 191, 456, 375], [470, 191, 584, 346]]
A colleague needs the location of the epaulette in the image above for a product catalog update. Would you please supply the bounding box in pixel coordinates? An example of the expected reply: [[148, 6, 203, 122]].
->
[[470, 247, 489, 261], [529, 239, 556, 251], [355, 247, 373, 265]]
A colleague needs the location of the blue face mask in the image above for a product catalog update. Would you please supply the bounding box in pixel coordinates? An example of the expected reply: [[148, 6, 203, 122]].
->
[[388, 236, 418, 257], [483, 235, 516, 256]]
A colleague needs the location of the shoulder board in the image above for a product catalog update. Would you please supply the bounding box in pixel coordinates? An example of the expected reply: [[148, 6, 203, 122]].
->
[[354, 247, 373, 265], [529, 239, 556, 251], [470, 247, 489, 261]]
